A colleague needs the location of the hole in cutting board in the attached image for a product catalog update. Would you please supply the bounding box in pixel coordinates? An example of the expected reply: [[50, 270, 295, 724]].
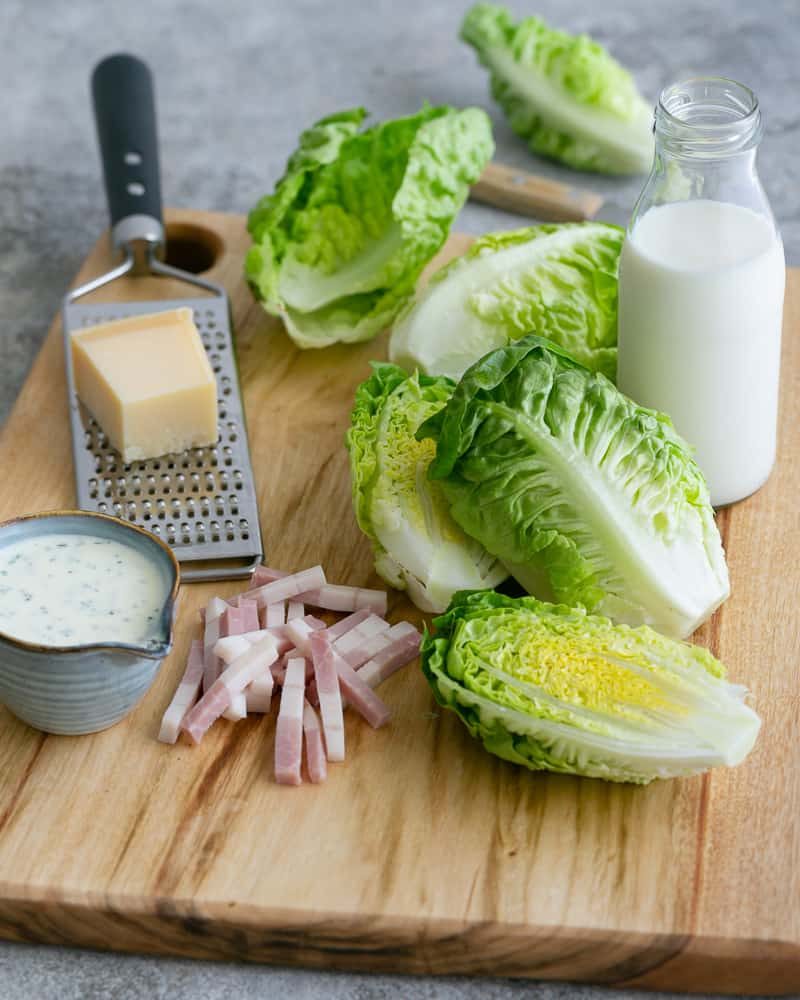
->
[[163, 222, 223, 274]]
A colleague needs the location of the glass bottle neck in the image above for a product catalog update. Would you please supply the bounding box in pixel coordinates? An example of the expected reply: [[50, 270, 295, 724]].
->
[[654, 77, 763, 161], [628, 76, 777, 234]]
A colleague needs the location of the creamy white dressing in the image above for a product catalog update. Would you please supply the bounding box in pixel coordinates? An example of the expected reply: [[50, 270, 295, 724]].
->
[[0, 533, 169, 647]]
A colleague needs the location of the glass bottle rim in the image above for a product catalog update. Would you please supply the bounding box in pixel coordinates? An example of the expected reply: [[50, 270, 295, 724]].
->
[[655, 77, 763, 157]]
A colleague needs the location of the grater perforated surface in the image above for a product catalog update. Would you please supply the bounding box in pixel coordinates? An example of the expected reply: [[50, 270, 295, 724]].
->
[[62, 295, 263, 581]]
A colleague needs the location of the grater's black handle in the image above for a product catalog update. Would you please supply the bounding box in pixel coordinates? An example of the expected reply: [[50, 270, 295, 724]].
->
[[91, 53, 164, 253]]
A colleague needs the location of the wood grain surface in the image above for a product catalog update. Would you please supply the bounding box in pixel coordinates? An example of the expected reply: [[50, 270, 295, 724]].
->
[[0, 209, 797, 994]]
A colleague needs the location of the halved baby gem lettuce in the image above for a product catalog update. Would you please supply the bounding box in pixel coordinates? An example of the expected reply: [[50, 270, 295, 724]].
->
[[389, 222, 623, 382], [347, 363, 507, 613], [419, 335, 730, 638], [461, 4, 654, 174], [422, 591, 759, 783]]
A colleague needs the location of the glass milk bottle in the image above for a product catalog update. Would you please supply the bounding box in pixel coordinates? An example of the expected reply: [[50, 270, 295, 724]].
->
[[617, 77, 785, 507]]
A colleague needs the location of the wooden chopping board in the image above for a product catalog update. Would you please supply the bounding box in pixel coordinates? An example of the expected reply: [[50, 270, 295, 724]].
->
[[0, 208, 798, 995]]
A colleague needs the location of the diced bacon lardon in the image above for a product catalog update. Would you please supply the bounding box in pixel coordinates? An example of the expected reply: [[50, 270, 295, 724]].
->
[[238, 627, 272, 643], [284, 618, 318, 657], [275, 657, 306, 786], [220, 627, 295, 657], [182, 635, 278, 744], [270, 655, 287, 687], [285, 600, 305, 622], [357, 622, 421, 690], [226, 696, 248, 724], [202, 596, 229, 694], [250, 565, 288, 587], [298, 583, 387, 616], [333, 613, 389, 649], [214, 634, 252, 664], [163, 563, 421, 788], [323, 608, 371, 640], [333, 615, 391, 667], [158, 640, 205, 744], [238, 598, 260, 632], [217, 632, 274, 714], [219, 606, 249, 721], [220, 605, 246, 636], [265, 615, 326, 656], [310, 631, 345, 762], [264, 602, 286, 628], [202, 619, 220, 695], [303, 701, 327, 783], [246, 672, 274, 714], [272, 650, 316, 687], [241, 565, 326, 609], [328, 644, 391, 729]]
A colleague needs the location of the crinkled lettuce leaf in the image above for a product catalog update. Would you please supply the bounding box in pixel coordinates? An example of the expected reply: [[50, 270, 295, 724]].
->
[[419, 336, 729, 638], [389, 222, 623, 382], [461, 4, 654, 174], [246, 106, 494, 348], [422, 590, 759, 783], [346, 363, 507, 613]]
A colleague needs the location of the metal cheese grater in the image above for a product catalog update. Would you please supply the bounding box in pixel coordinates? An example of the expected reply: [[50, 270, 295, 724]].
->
[[62, 53, 262, 582]]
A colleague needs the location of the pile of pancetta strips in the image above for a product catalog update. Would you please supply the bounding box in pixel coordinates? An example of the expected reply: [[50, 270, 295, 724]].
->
[[158, 565, 421, 786]]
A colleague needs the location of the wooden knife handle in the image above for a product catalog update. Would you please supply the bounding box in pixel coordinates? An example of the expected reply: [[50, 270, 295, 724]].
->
[[471, 162, 604, 223]]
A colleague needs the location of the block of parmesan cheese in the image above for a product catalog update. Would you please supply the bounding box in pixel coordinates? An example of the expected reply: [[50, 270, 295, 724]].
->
[[71, 307, 218, 463]]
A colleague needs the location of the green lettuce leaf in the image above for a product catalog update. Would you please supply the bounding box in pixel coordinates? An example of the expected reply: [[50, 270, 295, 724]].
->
[[461, 4, 654, 174], [346, 363, 507, 612], [419, 335, 729, 638], [389, 222, 623, 382], [422, 590, 760, 783], [246, 106, 494, 349]]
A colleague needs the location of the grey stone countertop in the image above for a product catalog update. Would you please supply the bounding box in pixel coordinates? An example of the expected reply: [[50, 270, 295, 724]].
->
[[0, 0, 797, 997]]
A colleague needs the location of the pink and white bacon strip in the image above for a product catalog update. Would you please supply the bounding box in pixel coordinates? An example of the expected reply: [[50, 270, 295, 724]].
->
[[219, 605, 255, 721], [324, 608, 371, 639], [246, 672, 274, 714], [250, 565, 286, 587], [275, 657, 306, 785], [202, 597, 228, 694], [241, 565, 326, 608], [358, 622, 421, 689], [234, 602, 260, 714], [182, 634, 278, 744], [310, 631, 345, 762], [334, 615, 391, 668], [284, 618, 322, 657], [158, 640, 205, 744], [286, 600, 305, 622], [299, 583, 388, 616], [324, 638, 391, 729], [264, 602, 286, 628], [160, 563, 420, 789], [245, 566, 387, 616], [209, 629, 275, 715], [302, 701, 327, 783]]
